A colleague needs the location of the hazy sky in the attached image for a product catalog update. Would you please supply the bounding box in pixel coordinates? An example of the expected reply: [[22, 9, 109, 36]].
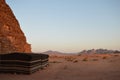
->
[[6, 0, 120, 53]]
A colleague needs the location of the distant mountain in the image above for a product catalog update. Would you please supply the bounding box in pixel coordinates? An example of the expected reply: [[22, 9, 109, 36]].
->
[[42, 50, 77, 56], [42, 50, 71, 56], [41, 49, 120, 56], [43, 50, 62, 54], [78, 49, 120, 54]]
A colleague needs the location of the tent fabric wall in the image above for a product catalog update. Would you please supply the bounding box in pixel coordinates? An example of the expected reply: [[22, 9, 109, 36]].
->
[[0, 53, 49, 74]]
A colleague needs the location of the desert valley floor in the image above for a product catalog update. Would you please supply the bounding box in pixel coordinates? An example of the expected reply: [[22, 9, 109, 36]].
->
[[0, 54, 120, 80]]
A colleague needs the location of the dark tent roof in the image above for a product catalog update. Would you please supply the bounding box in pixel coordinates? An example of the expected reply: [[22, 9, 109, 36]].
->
[[0, 53, 49, 61]]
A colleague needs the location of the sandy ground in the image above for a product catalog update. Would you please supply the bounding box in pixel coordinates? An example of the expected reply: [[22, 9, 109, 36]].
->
[[0, 54, 120, 80]]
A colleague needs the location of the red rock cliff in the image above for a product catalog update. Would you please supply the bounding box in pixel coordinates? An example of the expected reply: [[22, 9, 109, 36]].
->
[[0, 0, 31, 54]]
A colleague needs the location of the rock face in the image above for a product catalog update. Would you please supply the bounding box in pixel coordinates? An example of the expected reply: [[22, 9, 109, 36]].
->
[[0, 0, 31, 54]]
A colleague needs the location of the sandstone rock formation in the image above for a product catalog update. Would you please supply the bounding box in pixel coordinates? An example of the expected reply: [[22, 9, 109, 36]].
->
[[0, 0, 31, 54]]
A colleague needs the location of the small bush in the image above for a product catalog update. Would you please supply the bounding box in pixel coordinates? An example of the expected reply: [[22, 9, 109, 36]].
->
[[73, 60, 78, 63], [65, 57, 76, 62], [92, 59, 98, 61], [102, 56, 107, 59], [50, 61, 62, 63], [83, 57, 88, 61], [114, 54, 119, 57]]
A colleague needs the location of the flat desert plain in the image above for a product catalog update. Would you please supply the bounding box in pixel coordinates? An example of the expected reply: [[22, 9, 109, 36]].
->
[[0, 54, 120, 80]]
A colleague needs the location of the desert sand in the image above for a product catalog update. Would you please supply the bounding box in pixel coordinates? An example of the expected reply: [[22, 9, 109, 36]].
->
[[0, 54, 120, 80]]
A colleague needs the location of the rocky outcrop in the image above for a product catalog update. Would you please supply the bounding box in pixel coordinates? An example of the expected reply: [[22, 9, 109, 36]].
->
[[79, 49, 120, 54], [0, 0, 31, 54]]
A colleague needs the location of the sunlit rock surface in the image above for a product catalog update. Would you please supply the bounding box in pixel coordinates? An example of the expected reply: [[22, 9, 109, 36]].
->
[[0, 0, 31, 54]]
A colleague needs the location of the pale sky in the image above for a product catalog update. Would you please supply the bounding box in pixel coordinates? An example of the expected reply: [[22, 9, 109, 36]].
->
[[6, 0, 120, 53]]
